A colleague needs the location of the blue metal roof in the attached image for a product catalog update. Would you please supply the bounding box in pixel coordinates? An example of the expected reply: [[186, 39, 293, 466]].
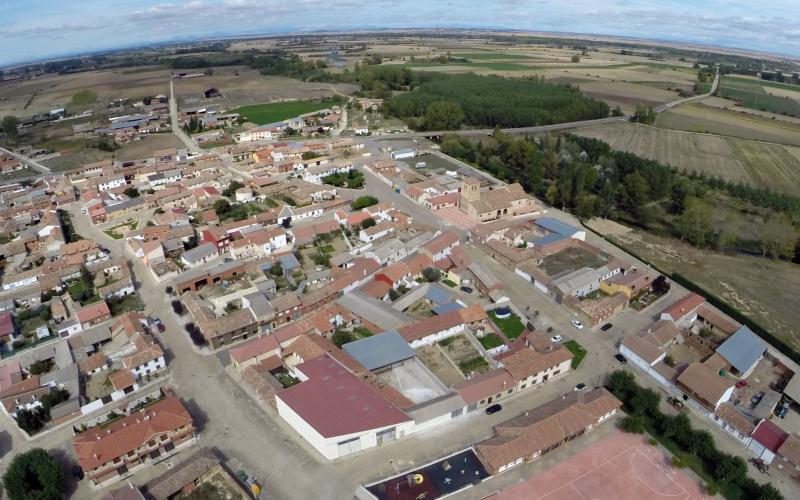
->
[[535, 217, 579, 236], [432, 302, 463, 315], [425, 284, 454, 306], [342, 330, 415, 371], [278, 254, 300, 270], [716, 325, 765, 374], [530, 233, 567, 247]]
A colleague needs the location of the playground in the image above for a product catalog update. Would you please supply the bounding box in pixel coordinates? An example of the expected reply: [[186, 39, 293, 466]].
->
[[494, 430, 707, 500]]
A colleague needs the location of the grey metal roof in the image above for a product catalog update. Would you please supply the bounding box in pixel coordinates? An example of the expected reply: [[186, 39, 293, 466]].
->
[[182, 242, 218, 262], [535, 217, 579, 236], [425, 284, 455, 306], [716, 325, 765, 374], [433, 302, 463, 315], [342, 331, 415, 371]]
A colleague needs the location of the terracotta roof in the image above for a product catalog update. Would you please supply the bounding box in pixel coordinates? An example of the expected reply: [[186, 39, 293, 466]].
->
[[404, 253, 435, 275], [277, 355, 410, 437], [501, 344, 573, 381], [121, 334, 164, 370], [397, 309, 466, 343], [778, 433, 800, 465], [752, 419, 789, 452], [75, 301, 111, 324], [145, 448, 221, 500], [662, 292, 705, 322], [360, 280, 391, 299], [376, 262, 411, 283], [109, 370, 136, 391], [73, 397, 193, 471], [78, 353, 107, 373], [454, 368, 517, 404], [422, 231, 459, 256], [459, 303, 488, 324], [621, 334, 664, 365], [229, 335, 281, 365], [697, 306, 740, 335], [714, 403, 756, 436], [475, 388, 621, 472], [676, 362, 734, 407]]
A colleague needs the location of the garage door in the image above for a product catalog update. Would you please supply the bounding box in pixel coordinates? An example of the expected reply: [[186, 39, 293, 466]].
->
[[377, 427, 396, 446], [337, 437, 361, 457]]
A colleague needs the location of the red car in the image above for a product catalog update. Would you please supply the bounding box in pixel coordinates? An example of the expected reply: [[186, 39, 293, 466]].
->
[[735, 380, 749, 389]]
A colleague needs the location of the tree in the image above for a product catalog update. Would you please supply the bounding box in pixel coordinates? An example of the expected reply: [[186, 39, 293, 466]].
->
[[2, 115, 20, 139], [3, 448, 64, 500], [213, 199, 231, 218], [269, 262, 284, 277], [757, 215, 796, 258], [352, 196, 379, 210], [619, 415, 645, 433], [360, 217, 376, 230], [571, 55, 581, 63], [652, 275, 670, 294], [631, 104, 656, 125], [421, 267, 442, 282], [607, 370, 637, 400], [423, 101, 464, 130], [15, 407, 48, 434], [712, 454, 747, 481], [123, 187, 140, 198], [676, 197, 712, 247], [222, 180, 245, 198], [629, 387, 660, 416]]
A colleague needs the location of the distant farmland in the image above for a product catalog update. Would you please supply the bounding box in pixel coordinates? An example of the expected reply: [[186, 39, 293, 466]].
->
[[718, 76, 800, 118], [576, 123, 800, 197], [228, 100, 333, 125]]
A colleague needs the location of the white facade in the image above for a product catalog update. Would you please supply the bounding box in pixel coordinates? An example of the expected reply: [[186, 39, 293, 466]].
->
[[130, 355, 167, 379], [514, 357, 572, 391], [57, 320, 83, 337], [98, 177, 126, 192], [618, 343, 671, 387], [359, 226, 392, 243], [238, 128, 274, 142], [302, 163, 353, 184], [276, 395, 414, 460], [409, 323, 466, 349], [2, 274, 39, 291]]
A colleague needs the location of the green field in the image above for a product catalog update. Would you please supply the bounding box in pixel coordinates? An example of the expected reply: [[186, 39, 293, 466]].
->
[[228, 100, 333, 125], [404, 61, 531, 71], [460, 52, 536, 60], [725, 75, 800, 92], [718, 76, 800, 117], [564, 340, 587, 369]]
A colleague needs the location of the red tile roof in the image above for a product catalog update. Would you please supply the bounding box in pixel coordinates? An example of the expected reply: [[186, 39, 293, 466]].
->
[[662, 292, 705, 322], [75, 301, 111, 324], [753, 419, 789, 452], [277, 355, 410, 437], [73, 397, 193, 471]]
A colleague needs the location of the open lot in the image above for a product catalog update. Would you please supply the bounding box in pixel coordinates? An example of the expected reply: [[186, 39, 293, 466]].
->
[[540, 247, 606, 276], [577, 123, 800, 197], [415, 344, 465, 387], [587, 218, 800, 353], [116, 133, 185, 161], [493, 430, 706, 500], [439, 334, 489, 377]]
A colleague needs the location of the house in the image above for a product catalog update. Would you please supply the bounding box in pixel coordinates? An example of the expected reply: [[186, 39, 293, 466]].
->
[[715, 325, 766, 378], [73, 396, 196, 485], [420, 231, 460, 262], [276, 354, 414, 460], [0, 312, 16, 342], [660, 292, 705, 327], [144, 448, 251, 500], [475, 388, 621, 474], [181, 242, 219, 269], [749, 419, 789, 465], [397, 304, 487, 348], [75, 301, 112, 329], [390, 149, 416, 160], [600, 268, 653, 298], [675, 362, 735, 411], [201, 227, 231, 253], [374, 262, 412, 290], [359, 222, 394, 243], [459, 178, 538, 222]]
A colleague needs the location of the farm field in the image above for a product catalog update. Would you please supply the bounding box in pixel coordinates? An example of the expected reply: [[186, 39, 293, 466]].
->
[[656, 102, 800, 145], [587, 218, 800, 354], [228, 100, 335, 125], [717, 75, 800, 117], [0, 67, 170, 116], [577, 123, 800, 197], [173, 66, 356, 110]]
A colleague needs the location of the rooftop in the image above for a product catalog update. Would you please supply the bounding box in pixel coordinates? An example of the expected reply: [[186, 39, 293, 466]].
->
[[342, 331, 416, 371]]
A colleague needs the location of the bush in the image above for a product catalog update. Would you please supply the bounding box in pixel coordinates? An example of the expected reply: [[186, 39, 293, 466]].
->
[[619, 415, 645, 434], [15, 408, 48, 434], [2, 448, 64, 500], [421, 267, 441, 282], [28, 360, 53, 375], [360, 217, 376, 230], [171, 300, 185, 315], [185, 323, 207, 347], [351, 195, 379, 210]]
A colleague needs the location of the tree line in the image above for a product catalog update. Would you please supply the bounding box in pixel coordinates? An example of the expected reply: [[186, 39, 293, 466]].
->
[[439, 131, 800, 261]]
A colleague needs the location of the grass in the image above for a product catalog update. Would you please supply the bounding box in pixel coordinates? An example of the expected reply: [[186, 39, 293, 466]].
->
[[718, 75, 800, 117], [227, 100, 333, 125], [353, 326, 373, 338], [478, 333, 504, 350], [441, 279, 457, 288], [103, 228, 123, 239], [563, 340, 587, 369], [460, 52, 536, 60], [438, 337, 456, 347], [489, 310, 526, 341], [458, 356, 489, 374]]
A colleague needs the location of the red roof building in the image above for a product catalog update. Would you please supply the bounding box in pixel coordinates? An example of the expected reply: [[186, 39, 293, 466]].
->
[[75, 301, 112, 328], [276, 355, 412, 459]]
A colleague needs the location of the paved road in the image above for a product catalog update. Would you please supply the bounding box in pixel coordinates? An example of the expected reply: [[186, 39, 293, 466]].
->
[[0, 145, 51, 173], [655, 69, 720, 113], [384, 116, 631, 139], [169, 80, 200, 153]]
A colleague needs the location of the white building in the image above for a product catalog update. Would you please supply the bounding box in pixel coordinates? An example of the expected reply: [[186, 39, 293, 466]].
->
[[98, 176, 126, 192], [276, 354, 414, 460], [180, 242, 219, 268]]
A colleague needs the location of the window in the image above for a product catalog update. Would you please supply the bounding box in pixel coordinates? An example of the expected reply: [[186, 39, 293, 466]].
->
[[507, 389, 513, 395]]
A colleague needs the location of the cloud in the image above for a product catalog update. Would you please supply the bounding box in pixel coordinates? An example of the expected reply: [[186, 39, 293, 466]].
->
[[1, 0, 799, 65]]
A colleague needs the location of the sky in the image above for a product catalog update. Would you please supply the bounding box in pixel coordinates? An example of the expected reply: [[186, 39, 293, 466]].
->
[[2, 0, 799, 66]]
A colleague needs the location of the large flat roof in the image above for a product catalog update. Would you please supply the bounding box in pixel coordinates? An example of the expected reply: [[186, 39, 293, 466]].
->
[[342, 331, 415, 371], [278, 355, 411, 438]]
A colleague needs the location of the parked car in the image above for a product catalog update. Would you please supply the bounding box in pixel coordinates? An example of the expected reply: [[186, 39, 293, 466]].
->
[[485, 404, 502, 415], [460, 286, 473, 294], [751, 392, 765, 406], [776, 405, 789, 418], [600, 323, 613, 331], [614, 353, 628, 364], [571, 319, 584, 330], [735, 380, 749, 389], [157, 323, 166, 333], [550, 335, 563, 343], [71, 465, 84, 481], [574, 383, 586, 392]]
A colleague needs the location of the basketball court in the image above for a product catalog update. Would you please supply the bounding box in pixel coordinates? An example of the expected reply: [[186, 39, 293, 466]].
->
[[493, 431, 707, 500]]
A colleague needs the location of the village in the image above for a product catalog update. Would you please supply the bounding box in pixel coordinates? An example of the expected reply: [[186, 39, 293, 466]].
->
[[1, 74, 800, 500]]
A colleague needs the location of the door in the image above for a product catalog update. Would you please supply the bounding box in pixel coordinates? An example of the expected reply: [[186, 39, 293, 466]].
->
[[337, 437, 361, 457], [376, 427, 396, 446]]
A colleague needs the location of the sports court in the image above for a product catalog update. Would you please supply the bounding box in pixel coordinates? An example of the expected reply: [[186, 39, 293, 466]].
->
[[494, 430, 706, 500]]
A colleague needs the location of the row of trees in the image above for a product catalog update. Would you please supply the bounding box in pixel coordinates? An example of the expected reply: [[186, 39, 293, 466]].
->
[[608, 371, 782, 499]]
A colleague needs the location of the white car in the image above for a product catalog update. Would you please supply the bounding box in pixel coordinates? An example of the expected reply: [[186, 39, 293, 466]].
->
[[571, 319, 584, 330], [550, 335, 563, 343]]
